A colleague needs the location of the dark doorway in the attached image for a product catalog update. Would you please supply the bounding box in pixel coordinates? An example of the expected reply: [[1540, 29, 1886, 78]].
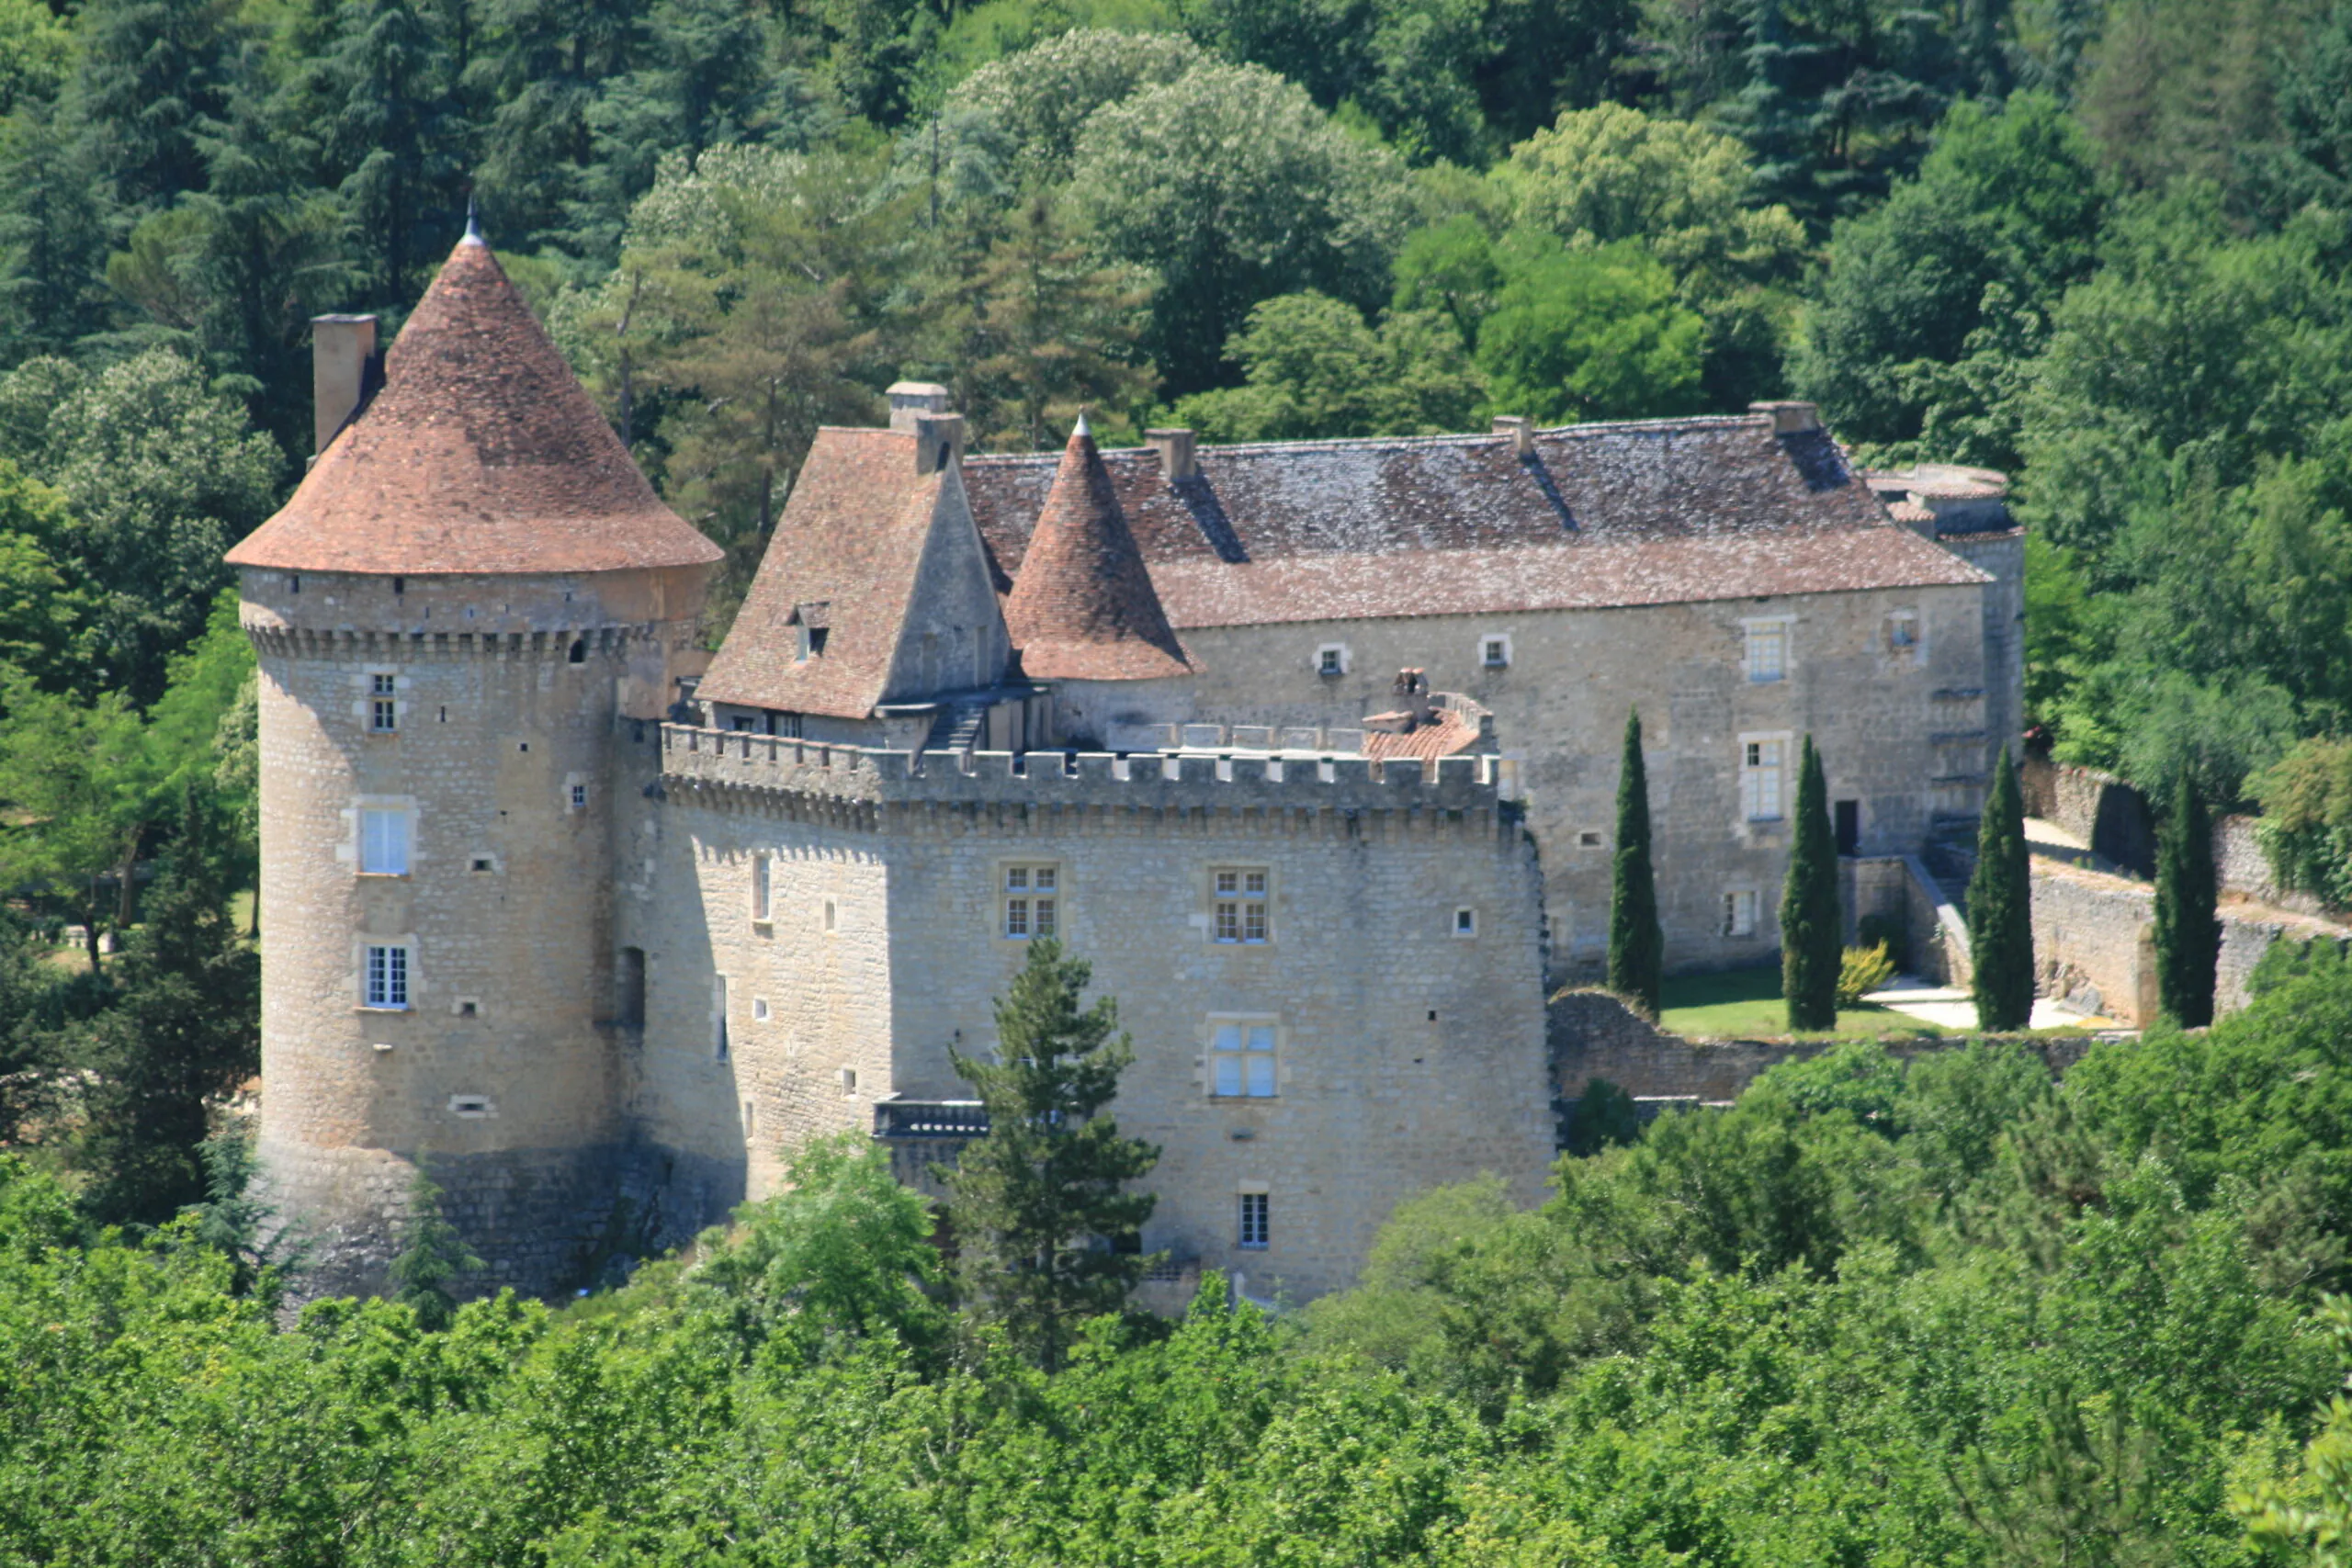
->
[[1835, 800, 1860, 856]]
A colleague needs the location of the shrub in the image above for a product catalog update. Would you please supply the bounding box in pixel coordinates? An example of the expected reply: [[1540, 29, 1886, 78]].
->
[[1838, 942, 1896, 1007]]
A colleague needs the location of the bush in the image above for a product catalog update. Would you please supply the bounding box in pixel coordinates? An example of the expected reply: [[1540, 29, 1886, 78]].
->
[[1857, 911, 1909, 973], [1837, 942, 1896, 1007]]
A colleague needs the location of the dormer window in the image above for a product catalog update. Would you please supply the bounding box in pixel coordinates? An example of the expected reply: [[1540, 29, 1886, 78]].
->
[[792, 602, 831, 661]]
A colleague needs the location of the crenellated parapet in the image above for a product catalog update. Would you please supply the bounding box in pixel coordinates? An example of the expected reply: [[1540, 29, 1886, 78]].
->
[[240, 621, 681, 661], [659, 723, 1523, 837]]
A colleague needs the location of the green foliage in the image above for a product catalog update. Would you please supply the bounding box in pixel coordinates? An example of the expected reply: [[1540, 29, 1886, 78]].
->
[[1781, 733, 1840, 1030], [2254, 736, 2352, 908], [1474, 232, 1706, 422], [1970, 745, 2035, 1031], [1606, 706, 1663, 1017], [1069, 60, 1410, 396], [946, 936, 1159, 1370], [1838, 941, 1897, 1006], [389, 1168, 484, 1330], [2155, 760, 2220, 1026], [1564, 1076, 1641, 1157], [1170, 290, 1480, 442]]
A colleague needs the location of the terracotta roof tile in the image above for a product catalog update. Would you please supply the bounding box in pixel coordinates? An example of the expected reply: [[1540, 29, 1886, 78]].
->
[[1360, 710, 1481, 761], [1002, 421, 1194, 682], [696, 428, 949, 718], [963, 414, 1987, 626], [226, 237, 721, 577]]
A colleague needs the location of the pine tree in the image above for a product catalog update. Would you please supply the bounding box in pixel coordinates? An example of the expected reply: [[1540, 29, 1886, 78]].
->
[[388, 1168, 482, 1330], [1968, 745, 2035, 1031], [1607, 706, 1664, 1017], [946, 937, 1159, 1371], [2154, 761, 2219, 1027], [1781, 733, 1840, 1031], [72, 784, 259, 1226]]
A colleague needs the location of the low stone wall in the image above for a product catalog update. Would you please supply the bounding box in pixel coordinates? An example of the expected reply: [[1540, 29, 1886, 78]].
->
[[2020, 757, 2155, 875], [1546, 989, 2095, 1128]]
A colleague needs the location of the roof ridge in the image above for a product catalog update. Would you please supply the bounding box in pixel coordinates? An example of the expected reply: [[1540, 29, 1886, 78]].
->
[[961, 412, 1777, 468]]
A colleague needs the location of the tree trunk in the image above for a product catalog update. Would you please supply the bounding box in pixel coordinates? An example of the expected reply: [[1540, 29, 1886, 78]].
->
[[85, 875, 104, 976], [116, 827, 141, 931]]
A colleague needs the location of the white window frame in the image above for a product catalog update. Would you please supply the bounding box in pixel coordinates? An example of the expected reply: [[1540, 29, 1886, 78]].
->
[[1001, 863, 1059, 941], [568, 781, 588, 811], [1238, 1190, 1270, 1250], [1477, 631, 1512, 669], [368, 670, 400, 732], [1314, 642, 1350, 677], [750, 852, 773, 925], [357, 807, 412, 876], [1742, 616, 1792, 684], [1723, 888, 1760, 937], [1210, 867, 1270, 945], [1740, 732, 1790, 822], [362, 942, 411, 1010], [1453, 907, 1477, 938], [1208, 1016, 1280, 1099]]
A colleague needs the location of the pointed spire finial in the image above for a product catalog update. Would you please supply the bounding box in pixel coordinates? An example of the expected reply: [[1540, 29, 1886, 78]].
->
[[1072, 407, 1091, 440], [462, 193, 484, 247]]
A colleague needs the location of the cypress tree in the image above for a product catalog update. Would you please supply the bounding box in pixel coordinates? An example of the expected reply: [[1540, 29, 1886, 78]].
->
[[946, 937, 1159, 1371], [2154, 761, 2219, 1026], [1781, 734, 1841, 1030], [1608, 706, 1665, 1017], [1967, 745, 2035, 1031]]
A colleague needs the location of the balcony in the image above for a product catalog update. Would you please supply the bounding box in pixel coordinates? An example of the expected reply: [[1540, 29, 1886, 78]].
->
[[872, 1099, 989, 1139]]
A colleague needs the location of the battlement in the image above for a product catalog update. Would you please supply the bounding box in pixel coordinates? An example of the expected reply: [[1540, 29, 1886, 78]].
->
[[659, 724, 1521, 820], [241, 621, 672, 661]]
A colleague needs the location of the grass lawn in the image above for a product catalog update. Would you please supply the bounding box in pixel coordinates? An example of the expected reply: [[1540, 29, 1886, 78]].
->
[[1657, 965, 1946, 1042]]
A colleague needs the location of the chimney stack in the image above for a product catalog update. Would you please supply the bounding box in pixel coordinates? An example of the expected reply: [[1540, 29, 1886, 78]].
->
[[1491, 415, 1533, 458], [1393, 668, 1434, 728], [1146, 427, 1198, 481], [911, 411, 965, 475], [311, 313, 379, 457], [1748, 400, 1821, 435], [888, 380, 953, 432]]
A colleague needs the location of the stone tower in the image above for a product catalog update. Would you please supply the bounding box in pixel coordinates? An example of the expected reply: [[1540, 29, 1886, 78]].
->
[[224, 230, 722, 1294]]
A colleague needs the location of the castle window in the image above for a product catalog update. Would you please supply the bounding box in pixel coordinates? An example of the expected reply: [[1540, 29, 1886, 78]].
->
[[358, 808, 410, 875], [1744, 619, 1789, 683], [568, 639, 586, 664], [569, 783, 587, 810], [751, 853, 772, 923], [1740, 735, 1787, 821], [823, 897, 838, 933], [1578, 830, 1602, 848], [1212, 869, 1269, 943], [391, 577, 404, 595], [370, 672, 398, 731], [1479, 633, 1511, 669], [363, 943, 410, 1010], [1210, 1020, 1278, 1098], [448, 1094, 492, 1119], [1723, 889, 1759, 937], [1315, 643, 1349, 677], [1887, 609, 1920, 651], [1453, 907, 1476, 938], [288, 574, 300, 593], [752, 998, 770, 1021], [1238, 1190, 1270, 1249], [1003, 864, 1057, 940], [714, 976, 729, 1061]]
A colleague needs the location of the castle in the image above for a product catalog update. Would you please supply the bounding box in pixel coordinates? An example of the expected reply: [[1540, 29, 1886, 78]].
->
[[226, 232, 2021, 1303]]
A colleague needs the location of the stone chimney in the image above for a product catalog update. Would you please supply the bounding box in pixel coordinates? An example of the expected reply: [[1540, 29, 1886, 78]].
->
[[311, 313, 379, 457], [1146, 427, 1198, 480], [911, 410, 965, 475], [1749, 400, 1821, 435], [888, 381, 953, 432], [1491, 415, 1533, 458]]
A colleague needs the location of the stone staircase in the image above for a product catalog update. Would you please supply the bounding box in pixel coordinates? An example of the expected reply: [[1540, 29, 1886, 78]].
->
[[1923, 834, 1976, 916], [924, 696, 992, 754]]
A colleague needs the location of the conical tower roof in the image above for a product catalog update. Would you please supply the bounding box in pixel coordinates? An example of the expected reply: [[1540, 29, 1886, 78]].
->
[[226, 234, 721, 576], [1003, 416, 1194, 681]]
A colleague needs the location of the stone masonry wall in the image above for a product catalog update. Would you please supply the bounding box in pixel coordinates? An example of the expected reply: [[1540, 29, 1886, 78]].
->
[[631, 733, 1556, 1305], [1172, 581, 1996, 985]]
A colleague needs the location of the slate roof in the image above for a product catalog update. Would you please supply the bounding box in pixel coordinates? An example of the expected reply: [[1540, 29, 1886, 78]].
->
[[1001, 420, 1194, 682], [696, 427, 949, 719], [962, 413, 1988, 628], [227, 235, 721, 577]]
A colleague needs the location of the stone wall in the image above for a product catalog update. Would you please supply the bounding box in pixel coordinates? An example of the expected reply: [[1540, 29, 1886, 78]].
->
[[2020, 757, 2154, 876], [1174, 580, 1999, 985], [628, 730, 1557, 1305], [1546, 988, 2095, 1116]]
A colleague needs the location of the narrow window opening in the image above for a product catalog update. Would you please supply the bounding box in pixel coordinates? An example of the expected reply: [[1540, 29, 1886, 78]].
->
[[438, 705, 447, 723], [1453, 907, 1476, 938], [568, 639, 586, 664], [751, 853, 772, 923], [823, 897, 839, 933], [1238, 1192, 1270, 1249], [752, 998, 770, 1021], [471, 856, 493, 873], [288, 574, 300, 593], [808, 626, 830, 656], [617, 947, 645, 1028], [714, 976, 729, 1061], [1836, 799, 1860, 855], [458, 999, 479, 1018], [370, 672, 398, 732], [391, 576, 404, 595]]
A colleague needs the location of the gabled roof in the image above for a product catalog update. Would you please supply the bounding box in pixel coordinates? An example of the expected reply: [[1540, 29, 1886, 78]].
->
[[225, 235, 721, 577], [961, 413, 1988, 627], [1001, 419, 1193, 682], [698, 427, 1002, 718]]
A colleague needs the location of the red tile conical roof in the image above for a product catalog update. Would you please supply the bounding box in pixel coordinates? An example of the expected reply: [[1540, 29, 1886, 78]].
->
[[225, 236, 721, 577], [1003, 418, 1193, 681]]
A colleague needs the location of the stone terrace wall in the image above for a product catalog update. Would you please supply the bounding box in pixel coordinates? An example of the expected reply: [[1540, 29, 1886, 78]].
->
[[2020, 756, 2155, 875], [1546, 989, 2096, 1130]]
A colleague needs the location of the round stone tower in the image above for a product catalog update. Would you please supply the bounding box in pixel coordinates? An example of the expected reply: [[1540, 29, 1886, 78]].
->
[[224, 230, 721, 1295]]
